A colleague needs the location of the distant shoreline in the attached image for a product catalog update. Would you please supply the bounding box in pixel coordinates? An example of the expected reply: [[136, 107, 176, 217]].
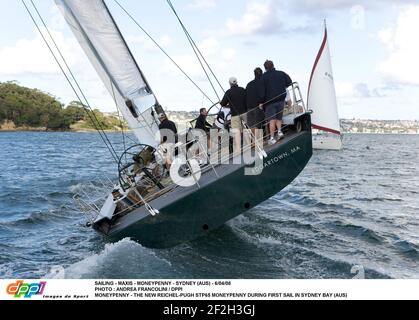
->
[[1, 129, 418, 135], [0, 120, 127, 133], [0, 128, 126, 133]]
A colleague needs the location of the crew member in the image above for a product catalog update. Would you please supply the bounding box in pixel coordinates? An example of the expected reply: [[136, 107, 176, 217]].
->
[[261, 60, 292, 145]]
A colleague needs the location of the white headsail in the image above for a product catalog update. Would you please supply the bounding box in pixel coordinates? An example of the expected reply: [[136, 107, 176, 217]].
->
[[307, 25, 341, 136], [55, 0, 160, 147]]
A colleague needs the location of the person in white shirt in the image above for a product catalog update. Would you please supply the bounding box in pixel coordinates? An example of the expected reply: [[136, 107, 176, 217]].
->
[[214, 107, 231, 131]]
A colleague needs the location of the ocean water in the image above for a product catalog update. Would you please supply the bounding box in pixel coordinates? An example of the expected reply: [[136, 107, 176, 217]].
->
[[0, 132, 418, 279]]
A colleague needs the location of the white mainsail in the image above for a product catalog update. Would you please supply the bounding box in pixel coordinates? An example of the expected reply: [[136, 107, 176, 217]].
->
[[55, 0, 160, 147], [307, 25, 342, 150]]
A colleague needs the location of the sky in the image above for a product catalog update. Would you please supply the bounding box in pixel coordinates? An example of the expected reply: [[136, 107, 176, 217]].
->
[[0, 0, 419, 120]]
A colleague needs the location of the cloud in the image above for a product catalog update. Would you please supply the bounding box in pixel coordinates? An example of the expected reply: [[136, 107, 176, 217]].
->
[[163, 53, 204, 80], [354, 83, 371, 98], [350, 5, 366, 30], [226, 1, 281, 36], [223, 0, 357, 37], [186, 0, 216, 10], [0, 28, 80, 76], [159, 35, 173, 47], [161, 37, 237, 79], [290, 0, 417, 12], [199, 37, 220, 56], [126, 34, 173, 52], [378, 6, 419, 86], [0, 26, 128, 111], [49, 5, 68, 31], [291, 0, 359, 11], [221, 0, 418, 38], [336, 82, 385, 100], [335, 81, 356, 98], [222, 49, 237, 62]]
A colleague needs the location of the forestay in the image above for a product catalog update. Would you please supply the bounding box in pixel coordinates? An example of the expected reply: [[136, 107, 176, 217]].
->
[[55, 0, 160, 147]]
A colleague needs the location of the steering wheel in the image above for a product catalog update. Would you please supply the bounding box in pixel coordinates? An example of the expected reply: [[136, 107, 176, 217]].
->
[[118, 144, 157, 191]]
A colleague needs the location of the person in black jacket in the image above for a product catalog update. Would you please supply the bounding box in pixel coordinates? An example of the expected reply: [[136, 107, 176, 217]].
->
[[246, 68, 265, 130], [220, 77, 247, 155], [261, 60, 292, 145], [158, 113, 177, 144], [157, 113, 178, 170], [195, 108, 212, 133], [220, 77, 247, 132], [194, 108, 213, 154]]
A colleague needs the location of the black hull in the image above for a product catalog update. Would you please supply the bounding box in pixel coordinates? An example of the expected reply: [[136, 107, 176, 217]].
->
[[98, 114, 313, 248]]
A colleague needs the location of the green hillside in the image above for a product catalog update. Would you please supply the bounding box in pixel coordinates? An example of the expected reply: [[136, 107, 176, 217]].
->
[[0, 81, 123, 131]]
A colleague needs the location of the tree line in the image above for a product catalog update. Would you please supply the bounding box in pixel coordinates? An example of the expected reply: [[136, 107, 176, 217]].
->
[[0, 81, 123, 130]]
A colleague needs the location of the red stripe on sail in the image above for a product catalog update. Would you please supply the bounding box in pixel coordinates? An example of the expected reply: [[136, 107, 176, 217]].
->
[[312, 124, 341, 135], [307, 26, 328, 102]]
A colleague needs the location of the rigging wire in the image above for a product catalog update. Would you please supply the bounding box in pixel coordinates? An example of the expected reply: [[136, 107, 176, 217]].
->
[[166, 0, 226, 95], [112, 0, 216, 105], [165, 0, 252, 125], [165, 0, 282, 147], [166, 0, 220, 101], [22, 0, 120, 164], [27, 0, 118, 162], [166, 0, 242, 118], [111, 81, 127, 162]]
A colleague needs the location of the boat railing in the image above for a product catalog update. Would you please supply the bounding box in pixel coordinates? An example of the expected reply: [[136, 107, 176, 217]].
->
[[72, 177, 115, 223], [287, 82, 307, 115], [73, 83, 310, 223], [104, 137, 221, 220], [73, 110, 308, 223], [182, 82, 307, 131], [169, 102, 307, 177]]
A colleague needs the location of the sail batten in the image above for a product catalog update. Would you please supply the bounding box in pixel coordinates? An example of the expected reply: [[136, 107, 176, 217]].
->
[[55, 0, 159, 147]]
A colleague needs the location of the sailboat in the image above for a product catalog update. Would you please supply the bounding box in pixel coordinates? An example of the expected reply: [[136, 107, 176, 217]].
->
[[307, 24, 343, 150], [47, 0, 313, 248]]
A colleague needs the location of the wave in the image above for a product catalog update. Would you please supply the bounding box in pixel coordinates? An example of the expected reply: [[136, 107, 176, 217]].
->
[[3, 133, 419, 279], [324, 220, 385, 244], [227, 215, 391, 279], [45, 238, 172, 279], [275, 192, 320, 207], [47, 191, 74, 199], [0, 264, 14, 278], [272, 192, 370, 221], [69, 180, 114, 194], [350, 196, 403, 203], [392, 240, 419, 257], [4, 206, 79, 226]]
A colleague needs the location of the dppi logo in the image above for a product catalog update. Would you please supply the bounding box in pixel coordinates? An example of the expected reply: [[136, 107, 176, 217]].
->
[[6, 280, 46, 298]]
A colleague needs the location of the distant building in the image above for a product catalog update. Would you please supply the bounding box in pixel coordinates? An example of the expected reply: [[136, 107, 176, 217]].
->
[[340, 119, 419, 134]]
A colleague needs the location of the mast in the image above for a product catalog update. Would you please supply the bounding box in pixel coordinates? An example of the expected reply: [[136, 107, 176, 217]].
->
[[55, 0, 160, 147]]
